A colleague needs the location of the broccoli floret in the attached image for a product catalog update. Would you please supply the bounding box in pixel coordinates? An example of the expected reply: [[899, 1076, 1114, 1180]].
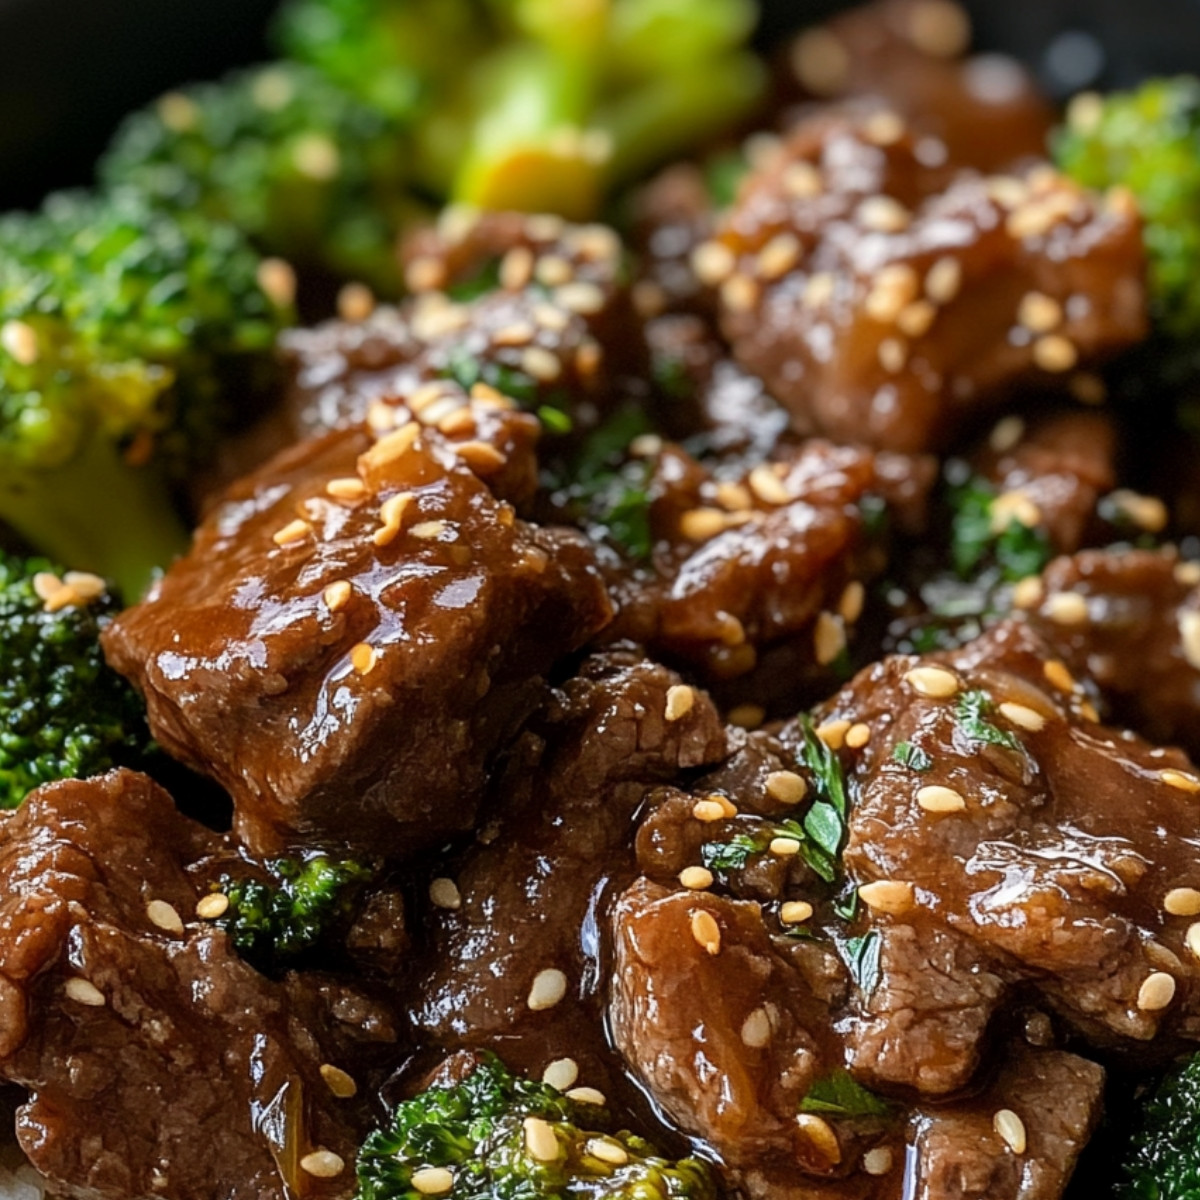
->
[[0, 553, 151, 810], [275, 0, 762, 218], [209, 855, 374, 970], [357, 1053, 717, 1200], [1054, 78, 1200, 337], [0, 190, 293, 599], [1115, 1053, 1200, 1198], [101, 63, 418, 292]]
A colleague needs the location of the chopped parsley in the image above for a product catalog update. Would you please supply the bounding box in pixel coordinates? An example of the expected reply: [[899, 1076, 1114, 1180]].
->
[[841, 931, 882, 997], [799, 1070, 893, 1118], [700, 833, 763, 872], [948, 473, 1052, 583], [891, 741, 933, 772], [955, 689, 1023, 753]]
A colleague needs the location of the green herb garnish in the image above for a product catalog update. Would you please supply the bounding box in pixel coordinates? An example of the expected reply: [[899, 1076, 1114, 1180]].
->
[[891, 742, 933, 772], [955, 689, 1023, 753], [842, 931, 882, 997], [799, 1070, 893, 1118]]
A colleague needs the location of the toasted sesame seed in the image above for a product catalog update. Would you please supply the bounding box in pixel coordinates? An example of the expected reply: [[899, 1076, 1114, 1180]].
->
[[865, 263, 920, 321], [766, 770, 808, 806], [741, 1007, 772, 1048], [1044, 591, 1089, 626], [319, 581, 351, 614], [817, 718, 852, 750], [990, 489, 1041, 533], [320, 1063, 358, 1098], [64, 978, 106, 1007], [326, 476, 367, 504], [254, 258, 297, 310], [406, 256, 447, 293], [1043, 660, 1075, 692], [998, 702, 1045, 732], [299, 1149, 345, 1180], [1161, 768, 1200, 794], [877, 337, 908, 373], [790, 28, 850, 95], [1018, 291, 1063, 333], [500, 246, 535, 291], [374, 492, 414, 547], [863, 1145, 894, 1176], [665, 685, 696, 722], [678, 866, 714, 891], [924, 257, 963, 305], [989, 415, 1026, 454], [1012, 576, 1045, 609], [526, 213, 566, 241], [566, 1086, 607, 1106], [757, 233, 802, 281], [429, 877, 462, 910], [1176, 561, 1200, 587], [493, 322, 536, 347], [917, 785, 966, 814], [814, 611, 847, 667], [1032, 334, 1079, 373], [904, 665, 959, 698], [456, 441, 508, 476], [587, 1139, 629, 1167], [859, 879, 916, 915], [692, 241, 737, 286], [31, 572, 63, 603], [783, 161, 823, 199], [411, 1167, 454, 1195], [1138, 971, 1177, 1012], [780, 900, 814, 924], [535, 255, 574, 288], [747, 464, 792, 507], [769, 836, 802, 858], [556, 281, 606, 315], [1078, 700, 1100, 723], [1067, 90, 1104, 133], [575, 340, 603, 378], [336, 281, 375, 322], [907, 0, 970, 55], [728, 703, 766, 730], [528, 968, 568, 1011], [858, 196, 911, 233], [897, 299, 937, 339], [361, 421, 421, 475], [845, 723, 871, 749], [838, 581, 866, 624], [993, 1109, 1026, 1155], [1109, 489, 1169, 534], [680, 507, 730, 541], [1179, 611, 1200, 672], [522, 1116, 561, 1162], [795, 1114, 841, 1165], [542, 1058, 579, 1091], [521, 346, 563, 383], [62, 572, 106, 603], [351, 643, 378, 675], [692, 799, 727, 823], [1165, 888, 1200, 917], [146, 900, 184, 934], [1188, 923, 1200, 960], [804, 271, 836, 307], [690, 909, 722, 955], [863, 110, 906, 146], [721, 273, 761, 313], [196, 893, 229, 920], [410, 520, 446, 540], [272, 519, 311, 547]]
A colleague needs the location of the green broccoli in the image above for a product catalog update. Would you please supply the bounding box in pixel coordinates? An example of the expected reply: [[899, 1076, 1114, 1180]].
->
[[0, 189, 294, 599], [356, 1052, 717, 1200], [208, 855, 374, 970], [0, 552, 151, 810], [101, 62, 419, 292], [275, 0, 763, 218], [1054, 77, 1200, 337], [1115, 1052, 1200, 1198]]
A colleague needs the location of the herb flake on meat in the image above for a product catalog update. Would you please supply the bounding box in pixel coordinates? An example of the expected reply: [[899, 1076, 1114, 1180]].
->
[[891, 741, 933, 772], [842, 931, 882, 997], [799, 1070, 893, 1118], [955, 689, 1023, 753]]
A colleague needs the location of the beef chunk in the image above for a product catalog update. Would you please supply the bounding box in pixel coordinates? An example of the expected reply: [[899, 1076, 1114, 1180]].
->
[[1020, 547, 1200, 757], [104, 422, 611, 857], [0, 771, 382, 1200], [707, 107, 1147, 453], [781, 0, 1053, 174], [411, 653, 726, 1088]]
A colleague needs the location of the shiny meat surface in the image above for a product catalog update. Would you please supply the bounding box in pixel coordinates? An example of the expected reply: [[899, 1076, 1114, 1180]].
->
[[103, 422, 612, 856]]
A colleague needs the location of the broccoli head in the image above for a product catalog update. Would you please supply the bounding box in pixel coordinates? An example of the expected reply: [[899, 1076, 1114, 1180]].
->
[[0, 189, 294, 599], [1115, 1053, 1200, 1199], [1054, 77, 1200, 338], [206, 855, 375, 971], [101, 62, 419, 292], [0, 553, 151, 810], [357, 1052, 717, 1200]]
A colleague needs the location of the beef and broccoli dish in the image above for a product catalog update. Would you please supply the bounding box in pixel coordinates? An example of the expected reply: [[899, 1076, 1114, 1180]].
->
[[6, 1, 1200, 1197]]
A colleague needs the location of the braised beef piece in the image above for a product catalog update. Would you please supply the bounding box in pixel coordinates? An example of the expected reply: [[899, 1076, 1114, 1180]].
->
[[410, 651, 726, 1094], [779, 0, 1053, 174], [0, 771, 392, 1200], [103, 420, 611, 858], [706, 105, 1147, 453]]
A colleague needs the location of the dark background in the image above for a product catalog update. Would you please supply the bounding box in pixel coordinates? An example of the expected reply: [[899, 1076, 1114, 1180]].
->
[[2, 0, 1200, 213]]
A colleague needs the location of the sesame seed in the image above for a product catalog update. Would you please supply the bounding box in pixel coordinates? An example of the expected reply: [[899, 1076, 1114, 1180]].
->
[[1176, 562, 1200, 587], [31, 572, 63, 603], [721, 274, 760, 313], [351, 643, 378, 675], [1033, 334, 1079, 373], [748, 464, 793, 507], [326, 477, 367, 503], [456, 441, 507, 476], [690, 909, 722, 955], [780, 900, 814, 924], [877, 337, 908, 373], [1179, 611, 1200, 671], [542, 1058, 579, 1091], [769, 836, 802, 858], [993, 1109, 1026, 1155], [429, 877, 462, 910], [256, 258, 297, 309], [783, 161, 823, 199], [493, 322, 535, 347], [1138, 971, 1177, 1012], [1109, 489, 1169, 534], [1018, 291, 1063, 333], [527, 213, 566, 241], [692, 241, 736, 286], [575, 340, 603, 379], [556, 282, 606, 315], [1188, 923, 1200, 960], [817, 718, 852, 750], [858, 196, 911, 233], [535, 255, 574, 288], [839, 581, 866, 624], [897, 299, 937, 338], [573, 224, 620, 261], [566, 1087, 606, 1106], [272, 519, 311, 547], [320, 1064, 358, 1098], [766, 770, 808, 805], [917, 785, 966, 814], [410, 521, 446, 540], [523, 1117, 561, 1162], [411, 1167, 454, 1195], [715, 795, 738, 817], [989, 415, 1026, 453], [858, 879, 916, 915], [1044, 591, 1089, 626], [406, 256, 447, 292], [789, 28, 850, 95], [62, 572, 106, 603], [587, 1139, 629, 1167], [632, 280, 668, 319], [361, 421, 421, 475], [804, 272, 836, 307], [1078, 700, 1100, 723], [299, 1150, 345, 1180], [987, 175, 1030, 209], [998, 702, 1045, 732], [528, 968, 568, 1011], [863, 111, 906, 146], [904, 666, 959, 698], [1011, 576, 1045, 610], [845, 723, 871, 749], [795, 1114, 841, 1165], [692, 799, 727, 823], [337, 281, 375, 322], [907, 0, 970, 56], [863, 1146, 894, 1176], [728, 703, 766, 730], [1165, 888, 1200, 917], [865, 263, 920, 321], [521, 346, 563, 383], [665, 685, 696, 722], [64, 978, 106, 1007], [374, 492, 414, 548], [501, 246, 535, 291], [1161, 769, 1200, 794], [1043, 660, 1076, 692], [814, 611, 847, 667], [146, 900, 184, 934], [680, 507, 730, 541], [410, 381, 453, 413], [740, 1007, 772, 1048], [1067, 90, 1104, 133], [924, 257, 963, 305], [196, 893, 229, 920], [757, 234, 802, 282], [533, 304, 571, 334], [679, 866, 715, 891]]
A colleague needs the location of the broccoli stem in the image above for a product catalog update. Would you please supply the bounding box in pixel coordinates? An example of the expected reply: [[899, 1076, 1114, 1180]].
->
[[0, 435, 190, 603]]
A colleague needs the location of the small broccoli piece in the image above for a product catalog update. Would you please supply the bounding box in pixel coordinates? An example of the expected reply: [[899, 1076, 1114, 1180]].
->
[[1115, 1052, 1200, 1198], [101, 63, 418, 292], [356, 1052, 717, 1200], [1055, 78, 1200, 337], [0, 190, 293, 599], [211, 856, 374, 970], [0, 553, 151, 810]]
